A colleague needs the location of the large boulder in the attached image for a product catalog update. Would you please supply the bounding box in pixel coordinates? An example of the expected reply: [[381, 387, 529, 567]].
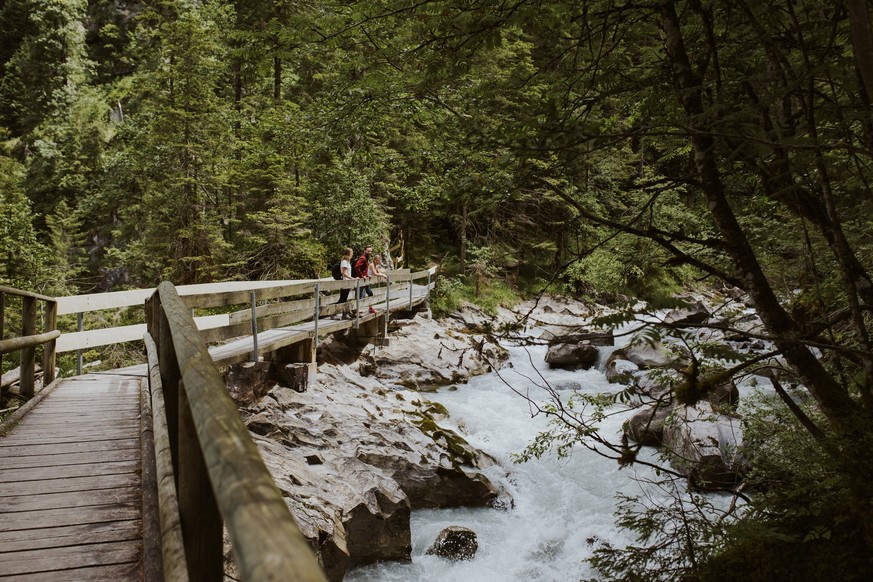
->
[[623, 337, 690, 370], [661, 403, 745, 488], [624, 402, 673, 446], [664, 301, 711, 326], [604, 351, 639, 384], [426, 526, 479, 560], [545, 342, 600, 370], [229, 360, 506, 580], [357, 316, 505, 390], [539, 327, 614, 346]]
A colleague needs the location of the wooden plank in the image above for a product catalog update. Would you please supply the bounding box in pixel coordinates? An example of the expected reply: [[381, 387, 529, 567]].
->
[[0, 286, 54, 302], [227, 296, 318, 325], [0, 449, 138, 470], [0, 473, 139, 497], [11, 417, 139, 426], [55, 324, 145, 353], [200, 306, 314, 345], [55, 278, 320, 315], [181, 281, 317, 309], [10, 414, 141, 425], [55, 289, 153, 316], [0, 539, 141, 576], [0, 519, 141, 549], [0, 486, 140, 513], [0, 561, 141, 581], [0, 461, 139, 483], [0, 433, 140, 447], [8, 418, 141, 428], [0, 438, 139, 458], [3, 423, 139, 434], [0, 503, 141, 532]]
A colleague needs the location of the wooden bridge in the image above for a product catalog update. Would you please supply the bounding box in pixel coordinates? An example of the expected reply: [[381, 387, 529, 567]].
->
[[0, 269, 435, 581]]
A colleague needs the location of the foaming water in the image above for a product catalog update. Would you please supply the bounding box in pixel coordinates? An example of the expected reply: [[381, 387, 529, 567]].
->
[[347, 338, 659, 582]]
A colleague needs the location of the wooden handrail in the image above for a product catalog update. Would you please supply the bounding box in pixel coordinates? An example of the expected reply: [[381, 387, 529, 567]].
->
[[145, 282, 327, 582], [0, 285, 55, 302], [0, 287, 58, 397], [0, 330, 61, 354]]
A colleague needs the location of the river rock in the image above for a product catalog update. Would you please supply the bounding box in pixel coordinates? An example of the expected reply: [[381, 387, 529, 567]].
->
[[664, 301, 711, 325], [623, 336, 689, 370], [661, 402, 745, 488], [604, 351, 639, 384], [539, 327, 614, 346], [357, 315, 505, 390], [624, 402, 673, 446], [229, 355, 505, 580], [545, 342, 600, 370], [425, 526, 479, 560]]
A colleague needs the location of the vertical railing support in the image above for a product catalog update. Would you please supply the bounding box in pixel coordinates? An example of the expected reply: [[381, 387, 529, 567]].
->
[[76, 312, 84, 375], [313, 282, 320, 349], [384, 272, 391, 338], [43, 300, 57, 385], [355, 280, 360, 329], [178, 377, 222, 582], [0, 291, 5, 379], [19, 295, 37, 398], [409, 273, 414, 308], [249, 291, 259, 362]]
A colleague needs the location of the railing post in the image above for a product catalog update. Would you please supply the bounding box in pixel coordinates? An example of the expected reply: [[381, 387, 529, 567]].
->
[[76, 312, 84, 375], [313, 283, 320, 349], [0, 291, 5, 380], [249, 291, 259, 362], [153, 289, 181, 483], [178, 378, 222, 582], [385, 272, 391, 338], [43, 300, 57, 385], [409, 273, 414, 308], [19, 295, 36, 398], [355, 279, 360, 329]]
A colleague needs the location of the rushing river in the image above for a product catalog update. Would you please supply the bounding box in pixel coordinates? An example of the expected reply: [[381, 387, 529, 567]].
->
[[347, 333, 662, 582]]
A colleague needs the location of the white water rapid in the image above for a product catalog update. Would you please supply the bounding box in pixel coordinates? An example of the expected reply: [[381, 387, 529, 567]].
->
[[347, 335, 661, 582]]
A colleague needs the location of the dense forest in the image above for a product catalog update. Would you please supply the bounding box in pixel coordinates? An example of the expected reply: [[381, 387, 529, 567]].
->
[[3, 0, 873, 580]]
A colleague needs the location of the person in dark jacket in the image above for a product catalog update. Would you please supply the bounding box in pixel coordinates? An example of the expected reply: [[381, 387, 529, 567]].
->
[[354, 246, 374, 299]]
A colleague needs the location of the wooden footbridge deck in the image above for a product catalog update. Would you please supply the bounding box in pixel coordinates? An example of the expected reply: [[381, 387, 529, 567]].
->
[[0, 269, 435, 581]]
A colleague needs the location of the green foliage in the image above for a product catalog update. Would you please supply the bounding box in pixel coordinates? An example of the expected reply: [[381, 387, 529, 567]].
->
[[430, 274, 520, 318], [586, 481, 728, 582], [693, 393, 873, 581], [0, 153, 46, 287], [42, 199, 87, 295]]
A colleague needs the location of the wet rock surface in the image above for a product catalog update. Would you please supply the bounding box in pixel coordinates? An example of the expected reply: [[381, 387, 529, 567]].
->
[[224, 312, 509, 580]]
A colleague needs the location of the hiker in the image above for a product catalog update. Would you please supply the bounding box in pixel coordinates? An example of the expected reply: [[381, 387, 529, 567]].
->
[[354, 246, 374, 299], [370, 254, 388, 281], [334, 247, 356, 319], [365, 254, 389, 314]]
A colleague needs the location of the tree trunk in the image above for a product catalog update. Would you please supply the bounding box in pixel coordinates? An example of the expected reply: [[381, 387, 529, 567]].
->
[[459, 200, 468, 274], [847, 0, 873, 102], [659, 0, 873, 546]]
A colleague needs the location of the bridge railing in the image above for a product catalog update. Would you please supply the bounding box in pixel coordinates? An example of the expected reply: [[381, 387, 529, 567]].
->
[[52, 267, 436, 371], [0, 286, 60, 398], [145, 282, 327, 582]]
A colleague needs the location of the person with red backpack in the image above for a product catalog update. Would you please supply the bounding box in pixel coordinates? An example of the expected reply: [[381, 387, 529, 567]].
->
[[354, 246, 374, 301]]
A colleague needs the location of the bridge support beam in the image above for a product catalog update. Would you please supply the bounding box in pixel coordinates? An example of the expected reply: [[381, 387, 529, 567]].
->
[[264, 337, 317, 389], [346, 314, 389, 347]]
